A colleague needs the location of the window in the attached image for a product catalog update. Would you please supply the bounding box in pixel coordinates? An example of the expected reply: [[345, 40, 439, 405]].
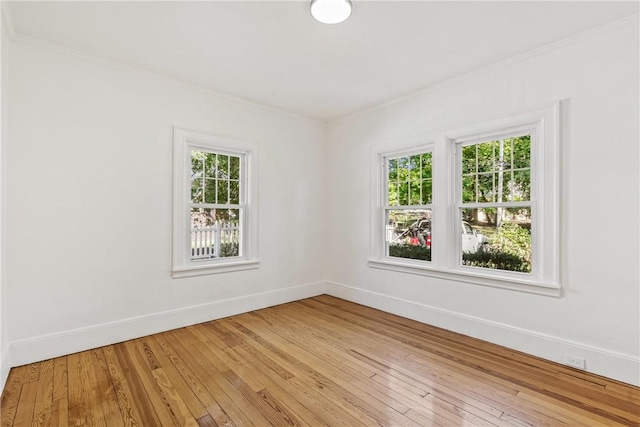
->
[[173, 128, 259, 278], [384, 150, 433, 262], [190, 150, 242, 261], [370, 103, 560, 295], [457, 134, 532, 274]]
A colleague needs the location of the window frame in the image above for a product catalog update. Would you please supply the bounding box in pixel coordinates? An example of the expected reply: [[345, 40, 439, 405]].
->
[[172, 127, 259, 278], [368, 103, 560, 296], [453, 127, 537, 279], [382, 147, 435, 262]]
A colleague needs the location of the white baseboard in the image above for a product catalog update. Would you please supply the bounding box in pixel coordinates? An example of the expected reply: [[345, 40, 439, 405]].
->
[[9, 281, 328, 367], [0, 346, 10, 392], [326, 281, 640, 387]]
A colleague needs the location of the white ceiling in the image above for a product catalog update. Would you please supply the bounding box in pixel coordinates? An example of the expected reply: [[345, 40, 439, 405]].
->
[[6, 1, 639, 122]]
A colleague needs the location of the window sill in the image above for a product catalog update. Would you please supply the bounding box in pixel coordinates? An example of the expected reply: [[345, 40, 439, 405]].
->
[[368, 258, 561, 297], [172, 259, 260, 278]]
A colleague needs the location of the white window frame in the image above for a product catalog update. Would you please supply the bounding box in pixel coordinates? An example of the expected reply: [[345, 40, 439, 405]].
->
[[369, 103, 560, 296], [172, 127, 259, 278], [380, 146, 435, 263]]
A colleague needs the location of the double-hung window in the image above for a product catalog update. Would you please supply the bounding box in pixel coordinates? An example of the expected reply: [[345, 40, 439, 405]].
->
[[456, 133, 533, 273], [371, 103, 560, 295], [172, 128, 259, 278], [383, 149, 434, 262]]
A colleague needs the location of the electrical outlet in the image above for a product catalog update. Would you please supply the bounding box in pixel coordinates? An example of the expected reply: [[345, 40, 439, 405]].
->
[[564, 354, 586, 370]]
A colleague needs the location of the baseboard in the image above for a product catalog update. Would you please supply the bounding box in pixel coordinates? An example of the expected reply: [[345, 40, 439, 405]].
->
[[326, 281, 640, 386], [0, 346, 9, 393], [9, 281, 328, 367]]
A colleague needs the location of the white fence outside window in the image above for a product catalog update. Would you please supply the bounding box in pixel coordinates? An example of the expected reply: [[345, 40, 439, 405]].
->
[[191, 221, 239, 260]]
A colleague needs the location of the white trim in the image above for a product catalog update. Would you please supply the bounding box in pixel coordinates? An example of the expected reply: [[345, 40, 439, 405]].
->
[[9, 282, 329, 367], [172, 127, 259, 277], [368, 259, 560, 297], [0, 346, 9, 392], [326, 282, 640, 387], [172, 259, 260, 278]]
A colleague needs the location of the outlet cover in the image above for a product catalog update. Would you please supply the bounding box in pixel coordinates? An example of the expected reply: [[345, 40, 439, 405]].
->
[[564, 354, 586, 370]]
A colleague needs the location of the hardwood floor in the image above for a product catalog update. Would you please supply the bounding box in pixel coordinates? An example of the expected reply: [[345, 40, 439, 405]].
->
[[2, 296, 639, 426]]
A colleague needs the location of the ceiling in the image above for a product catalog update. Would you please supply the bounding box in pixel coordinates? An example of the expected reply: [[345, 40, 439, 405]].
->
[[6, 1, 639, 122]]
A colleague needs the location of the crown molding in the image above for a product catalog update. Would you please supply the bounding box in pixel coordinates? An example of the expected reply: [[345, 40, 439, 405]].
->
[[8, 31, 323, 127]]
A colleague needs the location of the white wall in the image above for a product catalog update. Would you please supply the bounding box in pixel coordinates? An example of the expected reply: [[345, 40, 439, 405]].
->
[[325, 18, 640, 385], [5, 38, 328, 365]]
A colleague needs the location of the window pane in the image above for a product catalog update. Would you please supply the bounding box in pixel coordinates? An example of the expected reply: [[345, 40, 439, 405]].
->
[[230, 155, 240, 180], [477, 173, 495, 202], [204, 178, 216, 204], [191, 179, 203, 203], [409, 155, 421, 180], [421, 153, 432, 179], [461, 145, 476, 174], [217, 155, 229, 178], [217, 180, 229, 204], [409, 182, 421, 205], [398, 157, 409, 181], [500, 171, 513, 203], [512, 170, 531, 202], [460, 207, 531, 273], [512, 136, 531, 169], [399, 182, 409, 205], [421, 179, 432, 204], [462, 175, 475, 203], [388, 183, 399, 206], [191, 208, 240, 261], [476, 141, 495, 173], [204, 152, 217, 178], [386, 209, 431, 261], [229, 180, 240, 205], [191, 151, 204, 179], [388, 158, 398, 180]]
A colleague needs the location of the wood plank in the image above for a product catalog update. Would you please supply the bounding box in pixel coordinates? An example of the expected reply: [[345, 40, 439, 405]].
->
[[160, 329, 262, 426], [143, 336, 209, 420], [112, 343, 163, 426], [11, 382, 38, 427], [50, 356, 69, 427], [153, 334, 236, 427], [102, 345, 144, 427], [67, 352, 93, 427], [1, 365, 26, 427], [31, 359, 54, 427], [150, 367, 199, 427], [122, 339, 187, 427], [180, 326, 306, 427], [89, 348, 126, 426]]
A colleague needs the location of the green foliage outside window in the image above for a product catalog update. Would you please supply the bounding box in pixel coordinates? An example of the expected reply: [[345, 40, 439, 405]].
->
[[388, 152, 432, 206], [191, 150, 241, 205], [461, 136, 531, 204]]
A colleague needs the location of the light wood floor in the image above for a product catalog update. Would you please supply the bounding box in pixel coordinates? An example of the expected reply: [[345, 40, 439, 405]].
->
[[2, 296, 639, 426]]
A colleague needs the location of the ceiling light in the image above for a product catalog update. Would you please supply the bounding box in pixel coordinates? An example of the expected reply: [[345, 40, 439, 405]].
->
[[310, 0, 352, 24]]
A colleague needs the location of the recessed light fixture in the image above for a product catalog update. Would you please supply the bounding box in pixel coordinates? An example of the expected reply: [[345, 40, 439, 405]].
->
[[310, 0, 352, 24]]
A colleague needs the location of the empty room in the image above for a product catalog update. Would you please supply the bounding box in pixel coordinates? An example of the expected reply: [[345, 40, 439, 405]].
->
[[0, 0, 639, 425]]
